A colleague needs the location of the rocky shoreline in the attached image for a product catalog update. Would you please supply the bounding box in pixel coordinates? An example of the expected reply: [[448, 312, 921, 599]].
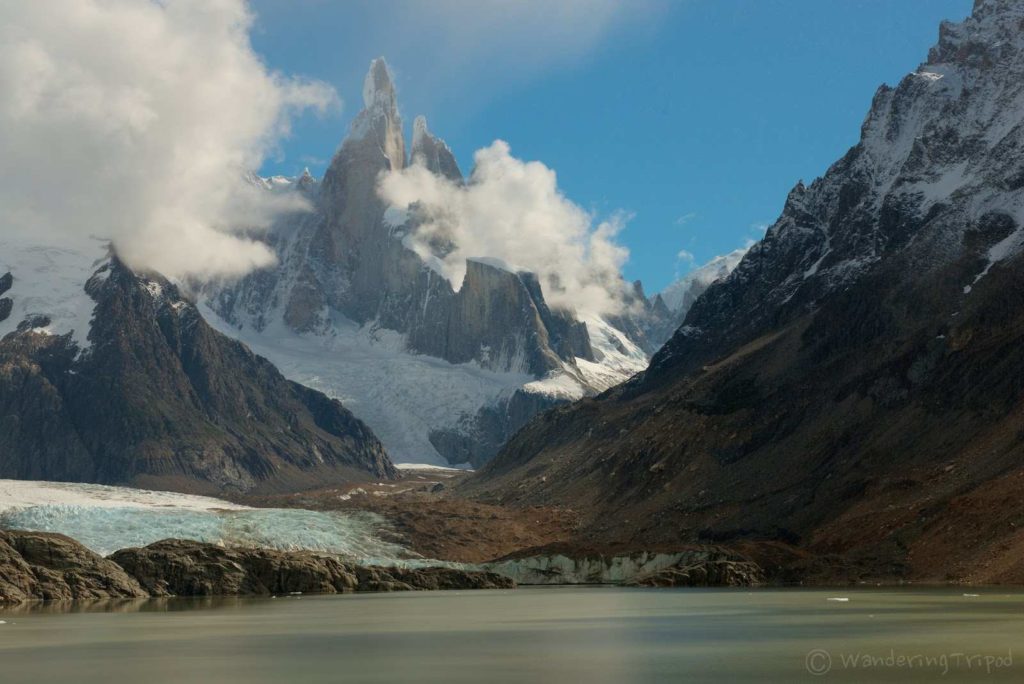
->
[[0, 530, 512, 604], [1, 527, 773, 605]]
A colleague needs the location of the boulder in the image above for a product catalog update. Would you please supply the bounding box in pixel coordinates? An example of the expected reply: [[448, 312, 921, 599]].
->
[[109, 539, 360, 597], [0, 530, 147, 602]]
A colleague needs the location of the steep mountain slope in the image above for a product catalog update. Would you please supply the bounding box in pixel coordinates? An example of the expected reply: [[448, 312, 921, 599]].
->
[[464, 0, 1024, 582], [0, 238, 395, 494], [206, 59, 662, 466]]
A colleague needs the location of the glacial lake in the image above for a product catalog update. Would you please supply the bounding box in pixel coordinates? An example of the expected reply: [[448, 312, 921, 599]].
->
[[1, 587, 1022, 683]]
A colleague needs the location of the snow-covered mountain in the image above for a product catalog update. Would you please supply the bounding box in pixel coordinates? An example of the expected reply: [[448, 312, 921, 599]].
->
[[660, 248, 748, 315], [204, 59, 663, 466]]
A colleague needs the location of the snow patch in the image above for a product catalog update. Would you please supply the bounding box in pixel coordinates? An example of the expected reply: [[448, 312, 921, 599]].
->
[[965, 220, 1024, 292], [0, 479, 249, 513], [395, 462, 469, 472], [661, 247, 748, 313], [576, 315, 648, 392], [200, 303, 534, 465], [0, 235, 109, 352]]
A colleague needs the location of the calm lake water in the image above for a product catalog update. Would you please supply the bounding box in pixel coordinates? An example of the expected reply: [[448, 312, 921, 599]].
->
[[1, 587, 1022, 683]]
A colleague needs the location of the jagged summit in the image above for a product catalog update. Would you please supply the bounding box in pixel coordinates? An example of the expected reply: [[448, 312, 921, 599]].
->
[[344, 58, 405, 167], [362, 57, 398, 112], [410, 115, 462, 181], [411, 115, 431, 154], [966, 0, 1024, 22], [296, 167, 316, 191], [207, 57, 656, 466], [929, 0, 1024, 70]]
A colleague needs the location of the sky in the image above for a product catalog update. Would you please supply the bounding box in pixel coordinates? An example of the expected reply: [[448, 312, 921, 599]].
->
[[249, 0, 973, 293]]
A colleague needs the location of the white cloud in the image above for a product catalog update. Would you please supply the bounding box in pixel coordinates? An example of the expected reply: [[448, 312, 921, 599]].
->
[[282, 0, 666, 115], [394, 0, 663, 78], [378, 140, 630, 317], [0, 0, 338, 279], [675, 212, 698, 226]]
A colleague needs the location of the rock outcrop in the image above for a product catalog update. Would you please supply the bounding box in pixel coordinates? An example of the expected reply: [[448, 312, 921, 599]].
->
[[411, 115, 461, 182], [1, 533, 514, 604], [0, 272, 12, 324], [0, 256, 396, 493], [625, 559, 765, 588], [0, 530, 148, 602], [109, 539, 361, 597], [483, 548, 765, 586]]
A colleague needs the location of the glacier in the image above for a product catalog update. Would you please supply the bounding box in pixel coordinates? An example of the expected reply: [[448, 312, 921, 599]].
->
[[0, 480, 408, 562]]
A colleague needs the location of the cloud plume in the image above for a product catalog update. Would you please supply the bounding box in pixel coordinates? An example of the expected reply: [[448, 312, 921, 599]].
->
[[0, 0, 337, 278], [379, 140, 630, 317]]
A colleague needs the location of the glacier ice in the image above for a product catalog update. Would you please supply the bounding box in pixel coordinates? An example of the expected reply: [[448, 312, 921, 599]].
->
[[0, 505, 409, 561], [0, 480, 407, 563]]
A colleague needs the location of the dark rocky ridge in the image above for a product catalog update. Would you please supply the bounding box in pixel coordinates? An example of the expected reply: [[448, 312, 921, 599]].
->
[[108, 539, 514, 597], [0, 531, 512, 603], [0, 257, 396, 493], [463, 1, 1024, 583]]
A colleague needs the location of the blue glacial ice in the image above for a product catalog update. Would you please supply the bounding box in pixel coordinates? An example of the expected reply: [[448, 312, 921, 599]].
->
[[0, 505, 407, 561], [0, 480, 411, 563]]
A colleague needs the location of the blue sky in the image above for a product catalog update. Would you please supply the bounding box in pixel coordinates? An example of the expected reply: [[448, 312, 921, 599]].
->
[[250, 0, 972, 293]]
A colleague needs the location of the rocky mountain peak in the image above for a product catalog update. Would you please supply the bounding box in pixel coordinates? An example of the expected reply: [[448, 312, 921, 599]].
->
[[410, 115, 462, 181], [206, 56, 656, 466], [362, 57, 398, 114], [296, 167, 317, 191], [339, 58, 405, 171], [930, 0, 1024, 69]]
